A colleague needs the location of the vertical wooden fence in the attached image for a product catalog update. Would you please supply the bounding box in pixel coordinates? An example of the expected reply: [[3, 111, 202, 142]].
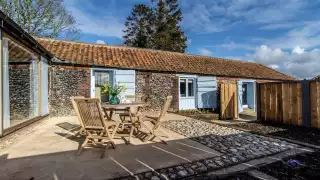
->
[[220, 83, 238, 120], [257, 80, 320, 129], [310, 81, 320, 128]]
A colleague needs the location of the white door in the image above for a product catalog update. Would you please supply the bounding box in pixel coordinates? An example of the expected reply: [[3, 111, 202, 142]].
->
[[238, 80, 244, 113], [179, 77, 196, 110]]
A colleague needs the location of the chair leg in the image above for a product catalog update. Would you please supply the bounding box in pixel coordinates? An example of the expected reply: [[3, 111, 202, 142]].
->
[[111, 123, 120, 139], [119, 116, 126, 131], [100, 144, 109, 159], [77, 137, 89, 156], [110, 141, 116, 149], [157, 135, 167, 144], [128, 125, 135, 144], [143, 133, 167, 144]]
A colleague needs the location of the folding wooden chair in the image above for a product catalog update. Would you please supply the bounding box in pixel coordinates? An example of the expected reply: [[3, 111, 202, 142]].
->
[[141, 96, 172, 143], [73, 98, 120, 158], [71, 96, 86, 136]]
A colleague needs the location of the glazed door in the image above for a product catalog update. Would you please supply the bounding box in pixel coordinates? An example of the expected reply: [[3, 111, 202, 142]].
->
[[179, 78, 196, 110]]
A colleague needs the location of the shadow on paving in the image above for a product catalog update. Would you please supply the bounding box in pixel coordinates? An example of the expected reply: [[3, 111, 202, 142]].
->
[[0, 121, 297, 180]]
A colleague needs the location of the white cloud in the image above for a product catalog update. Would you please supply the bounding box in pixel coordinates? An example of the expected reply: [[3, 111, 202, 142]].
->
[[96, 40, 106, 44], [247, 45, 320, 79], [259, 23, 296, 30], [268, 64, 279, 69], [265, 21, 320, 49], [65, 2, 124, 39], [198, 48, 213, 56], [242, 0, 305, 24], [249, 45, 288, 64], [292, 46, 305, 54], [214, 41, 254, 50], [182, 3, 233, 33], [182, 0, 309, 33]]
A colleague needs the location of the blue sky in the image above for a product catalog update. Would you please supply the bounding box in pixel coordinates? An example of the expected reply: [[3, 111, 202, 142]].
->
[[65, 0, 320, 79]]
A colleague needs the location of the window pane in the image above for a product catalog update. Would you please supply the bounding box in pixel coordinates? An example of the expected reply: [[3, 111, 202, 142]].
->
[[180, 79, 186, 97], [188, 79, 194, 97], [95, 71, 109, 86], [5, 37, 39, 129]]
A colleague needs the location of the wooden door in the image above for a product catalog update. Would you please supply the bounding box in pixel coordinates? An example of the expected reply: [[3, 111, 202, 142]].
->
[[220, 83, 238, 119]]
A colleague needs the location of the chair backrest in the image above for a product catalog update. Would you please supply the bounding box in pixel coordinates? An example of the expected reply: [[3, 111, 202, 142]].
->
[[71, 96, 85, 126], [73, 98, 107, 130], [158, 96, 173, 121]]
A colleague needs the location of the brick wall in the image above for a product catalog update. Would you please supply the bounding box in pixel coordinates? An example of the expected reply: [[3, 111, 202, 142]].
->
[[49, 65, 90, 116], [136, 71, 179, 111]]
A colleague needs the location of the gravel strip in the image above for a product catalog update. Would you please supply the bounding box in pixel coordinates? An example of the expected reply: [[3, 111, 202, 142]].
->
[[222, 121, 320, 146], [0, 117, 49, 151], [163, 119, 296, 157]]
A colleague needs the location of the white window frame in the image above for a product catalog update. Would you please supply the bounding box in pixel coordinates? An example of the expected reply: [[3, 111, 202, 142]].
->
[[90, 68, 115, 98], [179, 77, 196, 99]]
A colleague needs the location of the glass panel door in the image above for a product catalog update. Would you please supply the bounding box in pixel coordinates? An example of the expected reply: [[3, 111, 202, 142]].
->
[[179, 77, 196, 110], [188, 79, 194, 97], [180, 79, 186, 97], [94, 71, 111, 102], [242, 84, 248, 105], [4, 37, 40, 128]]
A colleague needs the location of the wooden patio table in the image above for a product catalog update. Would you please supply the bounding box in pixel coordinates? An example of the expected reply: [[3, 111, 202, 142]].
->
[[101, 102, 146, 144], [101, 102, 146, 120]]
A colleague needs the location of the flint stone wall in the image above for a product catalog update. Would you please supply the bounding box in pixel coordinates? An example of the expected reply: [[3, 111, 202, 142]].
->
[[9, 64, 35, 120], [136, 71, 179, 111], [49, 66, 90, 116]]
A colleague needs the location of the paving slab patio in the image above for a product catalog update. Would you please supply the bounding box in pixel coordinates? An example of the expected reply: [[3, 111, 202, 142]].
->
[[0, 114, 220, 180], [0, 113, 307, 180]]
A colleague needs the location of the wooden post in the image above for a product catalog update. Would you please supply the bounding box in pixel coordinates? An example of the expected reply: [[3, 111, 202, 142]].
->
[[301, 80, 311, 127], [256, 83, 261, 121], [0, 32, 3, 136]]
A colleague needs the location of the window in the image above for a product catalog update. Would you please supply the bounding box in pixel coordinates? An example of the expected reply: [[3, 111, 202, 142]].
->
[[95, 71, 110, 86], [180, 79, 186, 97], [188, 79, 194, 97], [180, 78, 195, 97]]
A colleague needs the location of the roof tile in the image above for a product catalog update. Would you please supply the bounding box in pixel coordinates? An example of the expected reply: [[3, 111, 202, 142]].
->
[[36, 37, 296, 80]]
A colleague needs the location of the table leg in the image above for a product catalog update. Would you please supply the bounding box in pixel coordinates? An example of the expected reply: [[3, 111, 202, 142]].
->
[[103, 108, 114, 121]]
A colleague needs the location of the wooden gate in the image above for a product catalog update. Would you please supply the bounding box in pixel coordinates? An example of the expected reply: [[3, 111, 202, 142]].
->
[[220, 83, 238, 119]]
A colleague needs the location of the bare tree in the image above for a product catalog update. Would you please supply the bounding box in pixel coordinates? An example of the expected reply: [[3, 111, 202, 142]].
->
[[0, 0, 80, 40]]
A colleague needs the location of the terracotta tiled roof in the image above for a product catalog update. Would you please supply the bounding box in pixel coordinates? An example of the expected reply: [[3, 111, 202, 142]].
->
[[36, 37, 296, 80], [312, 75, 320, 80]]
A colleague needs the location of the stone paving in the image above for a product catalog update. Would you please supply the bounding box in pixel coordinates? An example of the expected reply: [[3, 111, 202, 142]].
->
[[117, 118, 299, 180], [0, 114, 302, 180]]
